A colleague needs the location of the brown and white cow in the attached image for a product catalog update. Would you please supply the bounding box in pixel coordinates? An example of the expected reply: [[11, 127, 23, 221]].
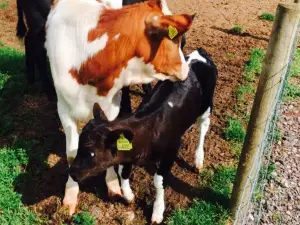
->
[[45, 0, 194, 216]]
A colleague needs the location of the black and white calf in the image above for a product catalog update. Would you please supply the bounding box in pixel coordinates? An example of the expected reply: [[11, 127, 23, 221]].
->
[[69, 48, 217, 224]]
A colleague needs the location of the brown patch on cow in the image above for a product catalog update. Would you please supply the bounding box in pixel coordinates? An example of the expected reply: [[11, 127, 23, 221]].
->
[[70, 0, 194, 96]]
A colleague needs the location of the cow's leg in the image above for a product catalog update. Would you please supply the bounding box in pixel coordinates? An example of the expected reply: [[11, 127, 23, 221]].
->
[[24, 31, 35, 84], [106, 166, 122, 198], [119, 87, 132, 118], [151, 150, 178, 224], [195, 107, 211, 171], [35, 30, 57, 101], [118, 163, 134, 203], [57, 101, 79, 216]]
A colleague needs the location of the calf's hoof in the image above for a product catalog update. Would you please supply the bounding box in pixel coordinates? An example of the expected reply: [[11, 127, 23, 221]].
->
[[107, 179, 123, 199], [62, 199, 78, 216], [151, 214, 163, 224], [195, 162, 204, 173], [123, 192, 135, 204]]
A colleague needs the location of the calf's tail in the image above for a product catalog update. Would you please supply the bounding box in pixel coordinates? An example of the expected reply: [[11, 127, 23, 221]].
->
[[16, 0, 27, 39]]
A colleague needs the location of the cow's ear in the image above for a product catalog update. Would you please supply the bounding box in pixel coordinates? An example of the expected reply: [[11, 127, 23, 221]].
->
[[93, 103, 108, 121], [145, 14, 195, 39], [148, 0, 162, 9]]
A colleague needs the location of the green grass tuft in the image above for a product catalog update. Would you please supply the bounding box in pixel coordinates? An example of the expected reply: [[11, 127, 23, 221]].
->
[[243, 48, 265, 82], [284, 82, 300, 100], [200, 166, 237, 199], [0, 2, 8, 9], [230, 25, 243, 34], [72, 212, 96, 225], [236, 85, 255, 101], [223, 118, 246, 143], [259, 13, 275, 21], [0, 142, 40, 224], [168, 201, 229, 225]]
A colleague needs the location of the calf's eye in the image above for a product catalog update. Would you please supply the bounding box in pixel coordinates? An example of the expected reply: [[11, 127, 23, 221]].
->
[[91, 152, 95, 157]]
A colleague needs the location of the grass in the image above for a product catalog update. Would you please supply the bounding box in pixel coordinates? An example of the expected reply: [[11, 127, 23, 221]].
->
[[168, 166, 236, 225], [0, 2, 8, 9], [259, 13, 275, 21], [223, 118, 246, 143], [243, 48, 265, 82], [200, 166, 237, 199], [236, 85, 254, 101], [230, 25, 244, 34], [72, 212, 96, 225], [283, 48, 300, 100], [168, 201, 229, 225], [0, 141, 41, 224]]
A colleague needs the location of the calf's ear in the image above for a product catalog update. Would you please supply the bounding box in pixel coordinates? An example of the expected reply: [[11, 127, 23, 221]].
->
[[145, 13, 195, 39], [93, 103, 108, 121], [105, 128, 134, 155]]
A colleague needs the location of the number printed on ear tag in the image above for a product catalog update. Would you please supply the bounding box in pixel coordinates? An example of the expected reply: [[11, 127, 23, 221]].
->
[[117, 133, 132, 151], [168, 25, 178, 40]]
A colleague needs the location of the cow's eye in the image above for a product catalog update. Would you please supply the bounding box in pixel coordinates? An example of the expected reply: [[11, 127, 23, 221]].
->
[[90, 152, 95, 157]]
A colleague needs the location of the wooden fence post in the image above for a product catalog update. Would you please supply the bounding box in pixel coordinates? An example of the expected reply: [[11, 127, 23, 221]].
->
[[230, 3, 300, 224]]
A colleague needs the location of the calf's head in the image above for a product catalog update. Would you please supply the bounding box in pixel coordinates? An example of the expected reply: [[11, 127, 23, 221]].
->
[[69, 104, 134, 182]]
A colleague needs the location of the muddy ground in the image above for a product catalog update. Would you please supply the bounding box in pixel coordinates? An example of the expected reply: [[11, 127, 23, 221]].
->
[[0, 0, 280, 224]]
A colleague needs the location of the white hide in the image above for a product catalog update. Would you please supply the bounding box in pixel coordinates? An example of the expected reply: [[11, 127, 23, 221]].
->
[[187, 50, 208, 65], [118, 165, 135, 202], [195, 107, 211, 170], [151, 173, 165, 224]]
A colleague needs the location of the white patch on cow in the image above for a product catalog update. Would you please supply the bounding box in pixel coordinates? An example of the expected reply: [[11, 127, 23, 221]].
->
[[106, 166, 122, 196], [118, 165, 134, 202], [113, 33, 120, 40], [179, 46, 189, 80], [167, 101, 173, 108], [161, 0, 172, 15], [187, 50, 207, 65], [102, 0, 122, 9], [195, 107, 211, 170], [151, 173, 165, 224]]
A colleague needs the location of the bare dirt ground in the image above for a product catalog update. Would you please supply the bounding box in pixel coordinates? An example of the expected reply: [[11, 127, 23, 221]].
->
[[0, 0, 282, 224]]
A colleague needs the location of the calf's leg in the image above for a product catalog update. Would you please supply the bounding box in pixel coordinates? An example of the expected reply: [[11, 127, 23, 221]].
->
[[24, 31, 36, 84], [118, 163, 134, 203], [151, 151, 178, 224], [35, 30, 57, 101], [57, 101, 79, 216], [195, 107, 211, 171], [106, 166, 122, 198]]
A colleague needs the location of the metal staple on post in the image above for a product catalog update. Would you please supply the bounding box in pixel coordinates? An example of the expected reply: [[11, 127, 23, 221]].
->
[[230, 3, 300, 224]]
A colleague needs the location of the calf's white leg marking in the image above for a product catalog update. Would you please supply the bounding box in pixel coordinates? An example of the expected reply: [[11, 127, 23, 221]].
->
[[195, 107, 211, 171], [118, 165, 134, 203], [151, 173, 165, 224], [106, 166, 122, 197], [58, 101, 79, 216]]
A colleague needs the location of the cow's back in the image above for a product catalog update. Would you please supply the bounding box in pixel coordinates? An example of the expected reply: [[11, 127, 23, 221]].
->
[[45, 0, 120, 121]]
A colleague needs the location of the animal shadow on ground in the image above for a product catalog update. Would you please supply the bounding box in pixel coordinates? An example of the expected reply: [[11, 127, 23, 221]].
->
[[211, 26, 269, 42]]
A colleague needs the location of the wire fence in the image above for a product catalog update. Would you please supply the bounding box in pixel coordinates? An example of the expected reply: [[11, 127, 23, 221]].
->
[[245, 33, 299, 225], [231, 2, 300, 224]]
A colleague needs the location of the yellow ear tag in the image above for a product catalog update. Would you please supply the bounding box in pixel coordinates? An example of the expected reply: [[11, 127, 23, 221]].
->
[[168, 25, 178, 40], [117, 133, 132, 151]]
